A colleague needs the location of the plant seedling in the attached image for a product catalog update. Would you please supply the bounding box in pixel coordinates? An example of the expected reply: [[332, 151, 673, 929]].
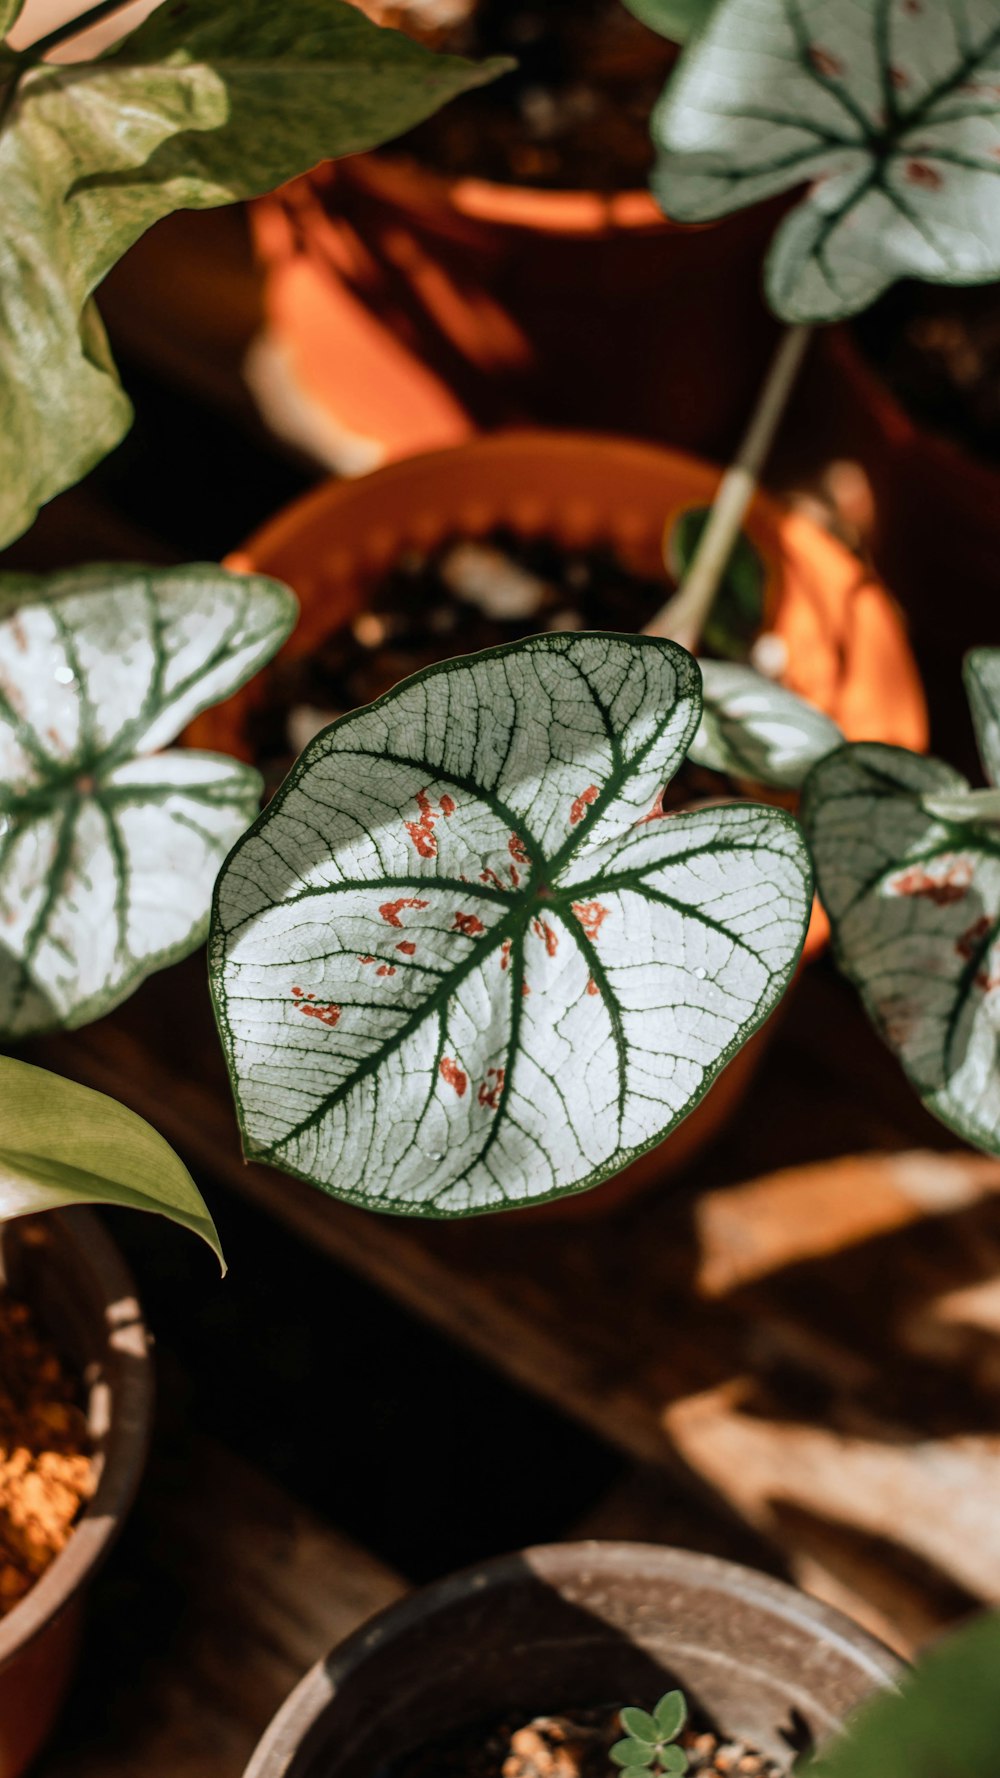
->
[[611, 1689, 690, 1777], [210, 633, 813, 1216]]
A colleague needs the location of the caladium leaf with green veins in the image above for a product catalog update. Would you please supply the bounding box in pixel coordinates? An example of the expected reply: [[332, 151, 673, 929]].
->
[[0, 1054, 222, 1265], [691, 662, 842, 789], [0, 0, 507, 549], [966, 648, 1000, 785], [210, 633, 811, 1217], [803, 742, 1000, 1157], [651, 0, 1000, 323], [0, 562, 296, 1038]]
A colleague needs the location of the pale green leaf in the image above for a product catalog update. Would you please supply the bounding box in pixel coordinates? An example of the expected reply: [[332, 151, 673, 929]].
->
[[660, 1750, 689, 1776], [691, 662, 842, 789], [0, 0, 508, 547], [805, 1609, 1000, 1778], [0, 562, 296, 1037], [653, 1692, 688, 1743], [0, 1054, 222, 1264], [802, 742, 1000, 1157], [620, 1710, 660, 1747], [620, 0, 716, 44], [612, 1741, 653, 1769], [210, 635, 812, 1217], [652, 0, 1000, 323], [965, 648, 1000, 788]]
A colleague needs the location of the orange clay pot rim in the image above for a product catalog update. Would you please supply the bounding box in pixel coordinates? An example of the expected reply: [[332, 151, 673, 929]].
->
[[229, 426, 849, 584], [831, 323, 1000, 490], [0, 1208, 153, 1674], [327, 149, 689, 237]]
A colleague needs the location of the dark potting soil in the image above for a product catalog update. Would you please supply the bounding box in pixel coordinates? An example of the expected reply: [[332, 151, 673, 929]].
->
[[247, 527, 735, 797], [854, 279, 1000, 465], [382, 0, 675, 191], [379, 1704, 785, 1778], [0, 1291, 94, 1615]]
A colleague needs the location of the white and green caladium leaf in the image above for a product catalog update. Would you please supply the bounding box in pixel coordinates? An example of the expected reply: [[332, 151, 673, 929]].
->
[[621, 0, 717, 44], [0, 0, 507, 549], [966, 647, 1000, 786], [210, 634, 812, 1217], [0, 1054, 222, 1263], [0, 562, 296, 1038], [691, 661, 842, 789], [652, 0, 1000, 323], [802, 742, 1000, 1157]]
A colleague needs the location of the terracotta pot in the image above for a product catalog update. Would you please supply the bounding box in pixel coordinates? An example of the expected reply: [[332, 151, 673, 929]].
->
[[0, 1210, 153, 1778], [809, 327, 996, 765], [192, 431, 926, 1215], [242, 1541, 902, 1778], [249, 155, 785, 471]]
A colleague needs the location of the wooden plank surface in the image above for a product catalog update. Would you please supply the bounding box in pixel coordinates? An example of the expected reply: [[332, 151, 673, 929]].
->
[[33, 947, 1000, 1656], [38, 1430, 405, 1778]]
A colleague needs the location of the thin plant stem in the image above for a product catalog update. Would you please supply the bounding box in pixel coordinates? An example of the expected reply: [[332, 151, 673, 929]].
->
[[645, 323, 813, 652], [18, 0, 140, 60]]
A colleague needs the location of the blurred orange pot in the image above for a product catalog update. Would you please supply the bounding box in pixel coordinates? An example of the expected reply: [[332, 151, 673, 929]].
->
[[192, 431, 927, 1216]]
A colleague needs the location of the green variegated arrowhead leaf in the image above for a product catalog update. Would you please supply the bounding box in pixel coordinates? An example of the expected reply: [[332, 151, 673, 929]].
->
[[691, 662, 842, 789], [621, 0, 716, 44], [0, 1054, 222, 1264], [966, 648, 1000, 786], [805, 1609, 1000, 1778], [0, 0, 507, 548], [0, 562, 296, 1038], [654, 1692, 688, 1742], [210, 634, 811, 1217], [802, 742, 1000, 1157], [651, 0, 1000, 323]]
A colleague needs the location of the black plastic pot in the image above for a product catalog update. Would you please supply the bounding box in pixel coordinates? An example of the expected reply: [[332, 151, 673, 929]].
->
[[243, 1542, 901, 1778]]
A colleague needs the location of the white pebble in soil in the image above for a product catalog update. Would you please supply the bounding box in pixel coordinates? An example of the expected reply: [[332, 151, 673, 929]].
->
[[440, 542, 551, 621]]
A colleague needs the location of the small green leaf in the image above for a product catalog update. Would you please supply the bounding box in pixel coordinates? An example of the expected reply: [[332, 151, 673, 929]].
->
[[652, 0, 1000, 324], [691, 662, 842, 790], [669, 508, 765, 662], [0, 562, 296, 1037], [611, 1741, 654, 1769], [0, 0, 508, 547], [620, 0, 716, 44], [660, 1748, 689, 1775], [803, 742, 1000, 1158], [803, 1609, 1000, 1777], [965, 649, 1000, 789], [0, 1055, 223, 1266], [211, 635, 812, 1216], [620, 1709, 661, 1746], [653, 1691, 688, 1742], [622, 1769, 651, 1778]]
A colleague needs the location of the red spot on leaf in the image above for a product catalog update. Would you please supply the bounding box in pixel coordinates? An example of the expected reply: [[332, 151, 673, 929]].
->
[[570, 784, 599, 826], [809, 45, 843, 77], [405, 789, 439, 858], [292, 985, 304, 997], [439, 794, 456, 816], [906, 160, 942, 189], [572, 900, 609, 941], [586, 977, 600, 997], [379, 896, 429, 928], [509, 863, 521, 888], [521, 982, 532, 997], [453, 910, 486, 938], [893, 860, 973, 904], [478, 1066, 505, 1111], [376, 964, 397, 977], [396, 940, 417, 955], [509, 833, 528, 865], [480, 867, 504, 889], [889, 64, 909, 88], [532, 917, 559, 956], [294, 990, 341, 1028], [358, 955, 376, 965], [440, 1057, 467, 1096], [636, 790, 669, 825], [500, 939, 513, 972], [957, 915, 992, 961]]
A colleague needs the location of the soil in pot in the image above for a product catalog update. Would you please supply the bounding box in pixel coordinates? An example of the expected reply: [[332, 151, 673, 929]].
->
[[0, 1289, 95, 1616], [853, 279, 1000, 466], [247, 525, 764, 796], [379, 1703, 783, 1778], [372, 0, 676, 191]]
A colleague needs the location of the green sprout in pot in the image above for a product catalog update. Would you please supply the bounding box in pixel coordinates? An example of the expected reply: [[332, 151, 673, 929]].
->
[[612, 1690, 690, 1777], [803, 647, 1000, 1161]]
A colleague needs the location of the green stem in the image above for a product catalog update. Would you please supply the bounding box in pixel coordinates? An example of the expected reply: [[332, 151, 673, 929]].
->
[[645, 323, 813, 653]]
